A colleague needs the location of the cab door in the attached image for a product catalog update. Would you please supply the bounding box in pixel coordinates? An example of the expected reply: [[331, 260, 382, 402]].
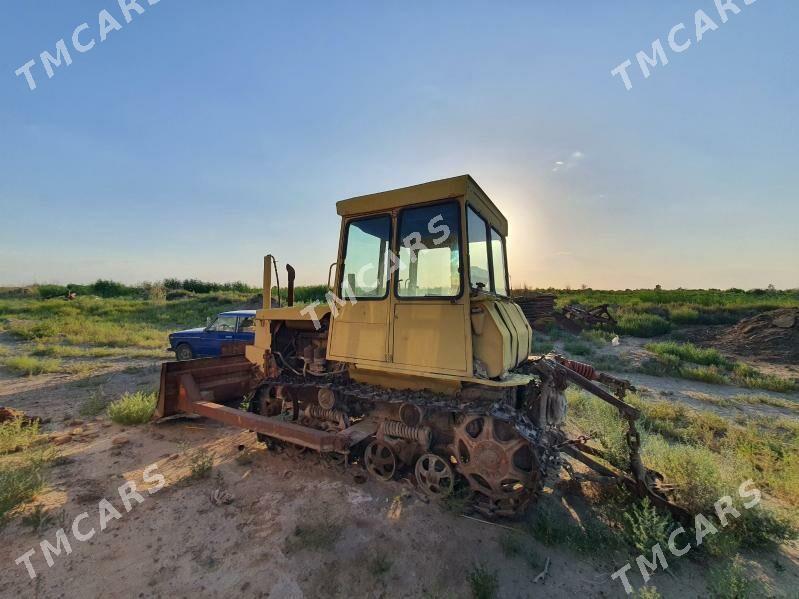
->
[[327, 214, 393, 364], [390, 200, 470, 375]]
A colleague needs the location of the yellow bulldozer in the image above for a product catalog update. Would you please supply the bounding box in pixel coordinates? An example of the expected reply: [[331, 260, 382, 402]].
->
[[157, 175, 687, 520]]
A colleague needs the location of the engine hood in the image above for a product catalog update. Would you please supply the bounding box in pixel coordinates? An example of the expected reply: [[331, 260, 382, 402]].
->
[[170, 327, 207, 337]]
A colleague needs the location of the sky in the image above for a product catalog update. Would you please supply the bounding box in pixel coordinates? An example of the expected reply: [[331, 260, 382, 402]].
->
[[0, 1, 797, 290]]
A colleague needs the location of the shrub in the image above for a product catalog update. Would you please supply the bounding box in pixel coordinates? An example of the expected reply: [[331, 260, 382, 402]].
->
[[623, 498, 674, 554], [107, 391, 157, 425]]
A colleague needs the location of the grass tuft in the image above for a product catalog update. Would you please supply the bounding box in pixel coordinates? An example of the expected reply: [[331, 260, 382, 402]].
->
[[2, 355, 63, 376], [0, 418, 41, 454], [107, 391, 157, 425], [468, 563, 499, 599], [188, 448, 213, 480], [645, 341, 730, 367]]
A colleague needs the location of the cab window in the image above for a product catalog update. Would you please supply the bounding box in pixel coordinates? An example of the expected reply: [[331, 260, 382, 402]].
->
[[490, 228, 508, 296], [396, 202, 461, 298], [467, 206, 490, 291], [341, 215, 391, 298]]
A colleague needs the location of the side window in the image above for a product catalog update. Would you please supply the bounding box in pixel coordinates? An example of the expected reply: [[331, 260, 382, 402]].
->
[[491, 229, 508, 296], [209, 316, 237, 332], [238, 316, 255, 332], [467, 206, 490, 291], [341, 215, 391, 299], [396, 202, 461, 298]]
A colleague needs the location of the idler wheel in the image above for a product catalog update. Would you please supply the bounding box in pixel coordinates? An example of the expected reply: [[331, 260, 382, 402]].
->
[[364, 441, 397, 481], [415, 453, 454, 498]]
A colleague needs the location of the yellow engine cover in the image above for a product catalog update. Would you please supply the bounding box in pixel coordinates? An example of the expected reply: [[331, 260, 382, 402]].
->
[[470, 297, 532, 378]]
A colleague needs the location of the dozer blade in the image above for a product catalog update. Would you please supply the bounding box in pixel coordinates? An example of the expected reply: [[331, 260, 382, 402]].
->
[[155, 356, 358, 454], [156, 355, 255, 419]]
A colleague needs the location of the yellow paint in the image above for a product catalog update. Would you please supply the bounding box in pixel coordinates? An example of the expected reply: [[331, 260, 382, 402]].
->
[[250, 175, 533, 392]]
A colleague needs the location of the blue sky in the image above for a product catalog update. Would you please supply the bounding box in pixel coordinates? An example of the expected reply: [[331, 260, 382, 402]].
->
[[1, 1, 796, 289]]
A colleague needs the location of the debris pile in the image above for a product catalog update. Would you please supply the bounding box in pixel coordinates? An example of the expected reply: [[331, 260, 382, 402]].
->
[[514, 294, 556, 323], [715, 308, 799, 364]]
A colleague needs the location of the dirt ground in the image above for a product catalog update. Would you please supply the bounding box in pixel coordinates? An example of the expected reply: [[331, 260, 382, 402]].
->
[[1, 343, 798, 598]]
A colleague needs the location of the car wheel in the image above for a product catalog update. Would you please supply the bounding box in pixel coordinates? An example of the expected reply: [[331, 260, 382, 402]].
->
[[175, 343, 193, 361]]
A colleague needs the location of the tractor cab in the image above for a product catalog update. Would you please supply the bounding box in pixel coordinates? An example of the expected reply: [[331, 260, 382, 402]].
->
[[326, 175, 532, 390]]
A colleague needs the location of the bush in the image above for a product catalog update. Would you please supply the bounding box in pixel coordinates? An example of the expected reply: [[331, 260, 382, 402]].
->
[[107, 391, 157, 425], [624, 498, 674, 554]]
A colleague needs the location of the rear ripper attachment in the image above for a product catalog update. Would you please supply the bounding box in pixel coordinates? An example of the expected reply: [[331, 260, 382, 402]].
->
[[524, 355, 691, 524]]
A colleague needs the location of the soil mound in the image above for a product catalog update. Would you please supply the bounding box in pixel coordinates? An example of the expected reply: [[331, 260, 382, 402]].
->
[[715, 308, 799, 364]]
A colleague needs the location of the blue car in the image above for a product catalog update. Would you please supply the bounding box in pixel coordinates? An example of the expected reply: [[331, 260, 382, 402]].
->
[[168, 310, 257, 361]]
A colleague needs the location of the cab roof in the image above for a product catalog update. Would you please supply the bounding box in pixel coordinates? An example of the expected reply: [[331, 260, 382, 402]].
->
[[335, 175, 508, 236]]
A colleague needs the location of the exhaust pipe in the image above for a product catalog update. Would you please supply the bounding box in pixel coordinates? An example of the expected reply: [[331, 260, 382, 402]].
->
[[286, 264, 295, 307], [263, 255, 272, 309]]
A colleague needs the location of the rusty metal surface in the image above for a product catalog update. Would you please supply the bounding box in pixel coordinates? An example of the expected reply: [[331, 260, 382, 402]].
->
[[562, 303, 617, 328], [156, 355, 254, 419]]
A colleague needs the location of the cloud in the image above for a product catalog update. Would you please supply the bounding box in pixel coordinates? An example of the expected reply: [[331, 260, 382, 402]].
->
[[552, 150, 585, 173]]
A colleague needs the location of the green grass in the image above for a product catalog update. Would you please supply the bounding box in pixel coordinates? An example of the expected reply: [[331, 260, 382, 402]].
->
[[31, 345, 164, 359], [0, 458, 49, 523], [188, 448, 213, 479], [734, 394, 799, 413], [641, 341, 797, 393], [566, 388, 798, 553], [0, 418, 42, 454], [615, 312, 672, 337], [107, 391, 157, 424], [646, 341, 730, 367], [563, 338, 594, 356], [679, 365, 729, 385], [0, 420, 56, 523], [707, 555, 761, 598], [2, 355, 63, 375], [512, 288, 799, 337], [79, 389, 109, 417]]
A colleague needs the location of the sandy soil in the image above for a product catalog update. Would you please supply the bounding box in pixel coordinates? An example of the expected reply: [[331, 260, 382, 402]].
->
[[1, 343, 798, 598]]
